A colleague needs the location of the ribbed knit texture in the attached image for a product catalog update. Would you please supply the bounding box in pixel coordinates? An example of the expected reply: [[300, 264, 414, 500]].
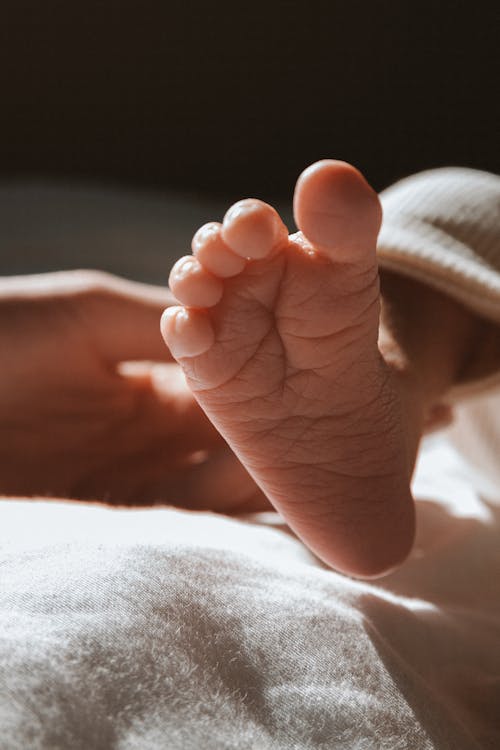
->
[[377, 167, 500, 399], [378, 167, 500, 323]]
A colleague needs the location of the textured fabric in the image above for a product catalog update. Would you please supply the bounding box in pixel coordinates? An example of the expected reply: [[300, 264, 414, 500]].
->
[[0, 436, 499, 750], [377, 167, 500, 400], [378, 167, 500, 324]]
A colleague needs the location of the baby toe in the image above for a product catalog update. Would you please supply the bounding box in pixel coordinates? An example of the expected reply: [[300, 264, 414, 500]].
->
[[169, 255, 223, 308], [221, 199, 288, 260], [192, 222, 247, 278], [161, 306, 215, 359]]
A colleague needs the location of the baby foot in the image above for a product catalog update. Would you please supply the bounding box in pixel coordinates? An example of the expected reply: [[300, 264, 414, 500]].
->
[[162, 160, 415, 578]]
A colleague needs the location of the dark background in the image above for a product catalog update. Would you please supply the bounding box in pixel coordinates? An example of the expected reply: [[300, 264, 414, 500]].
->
[[0, 0, 498, 202]]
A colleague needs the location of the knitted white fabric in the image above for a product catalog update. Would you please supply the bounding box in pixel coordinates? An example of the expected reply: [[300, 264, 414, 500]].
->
[[378, 167, 500, 321], [377, 167, 500, 398]]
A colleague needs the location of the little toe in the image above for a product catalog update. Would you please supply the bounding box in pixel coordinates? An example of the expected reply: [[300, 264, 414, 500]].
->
[[169, 255, 223, 308], [192, 222, 247, 278], [161, 306, 214, 359], [221, 199, 288, 260], [293, 159, 382, 262]]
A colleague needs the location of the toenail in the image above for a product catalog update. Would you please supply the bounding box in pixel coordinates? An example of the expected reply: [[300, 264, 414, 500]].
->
[[193, 232, 247, 278], [173, 307, 188, 328], [192, 222, 220, 250], [223, 200, 259, 224], [169, 256, 223, 307], [172, 257, 197, 279], [161, 306, 214, 359], [222, 200, 286, 260]]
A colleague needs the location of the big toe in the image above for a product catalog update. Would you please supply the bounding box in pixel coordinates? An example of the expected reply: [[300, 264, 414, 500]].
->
[[293, 160, 382, 261]]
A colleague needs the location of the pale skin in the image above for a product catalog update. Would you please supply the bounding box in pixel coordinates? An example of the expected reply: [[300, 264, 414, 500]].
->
[[162, 160, 500, 578], [0, 271, 265, 510], [1, 161, 498, 578]]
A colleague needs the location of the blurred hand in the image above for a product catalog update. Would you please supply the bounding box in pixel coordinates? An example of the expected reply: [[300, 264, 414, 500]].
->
[[0, 270, 269, 511]]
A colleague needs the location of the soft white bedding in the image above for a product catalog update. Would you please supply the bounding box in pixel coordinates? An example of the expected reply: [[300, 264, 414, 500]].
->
[[1, 182, 498, 748], [1, 430, 499, 749]]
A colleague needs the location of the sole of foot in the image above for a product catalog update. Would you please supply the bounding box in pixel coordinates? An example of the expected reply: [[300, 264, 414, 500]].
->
[[161, 160, 415, 579]]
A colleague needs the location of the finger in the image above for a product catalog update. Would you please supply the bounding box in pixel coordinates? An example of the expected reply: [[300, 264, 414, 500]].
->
[[73, 442, 270, 512], [118, 361, 224, 448], [141, 447, 273, 512], [173, 448, 273, 512], [74, 271, 175, 364]]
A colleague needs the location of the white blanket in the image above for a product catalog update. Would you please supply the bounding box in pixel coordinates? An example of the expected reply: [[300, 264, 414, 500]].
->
[[1, 429, 499, 750]]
